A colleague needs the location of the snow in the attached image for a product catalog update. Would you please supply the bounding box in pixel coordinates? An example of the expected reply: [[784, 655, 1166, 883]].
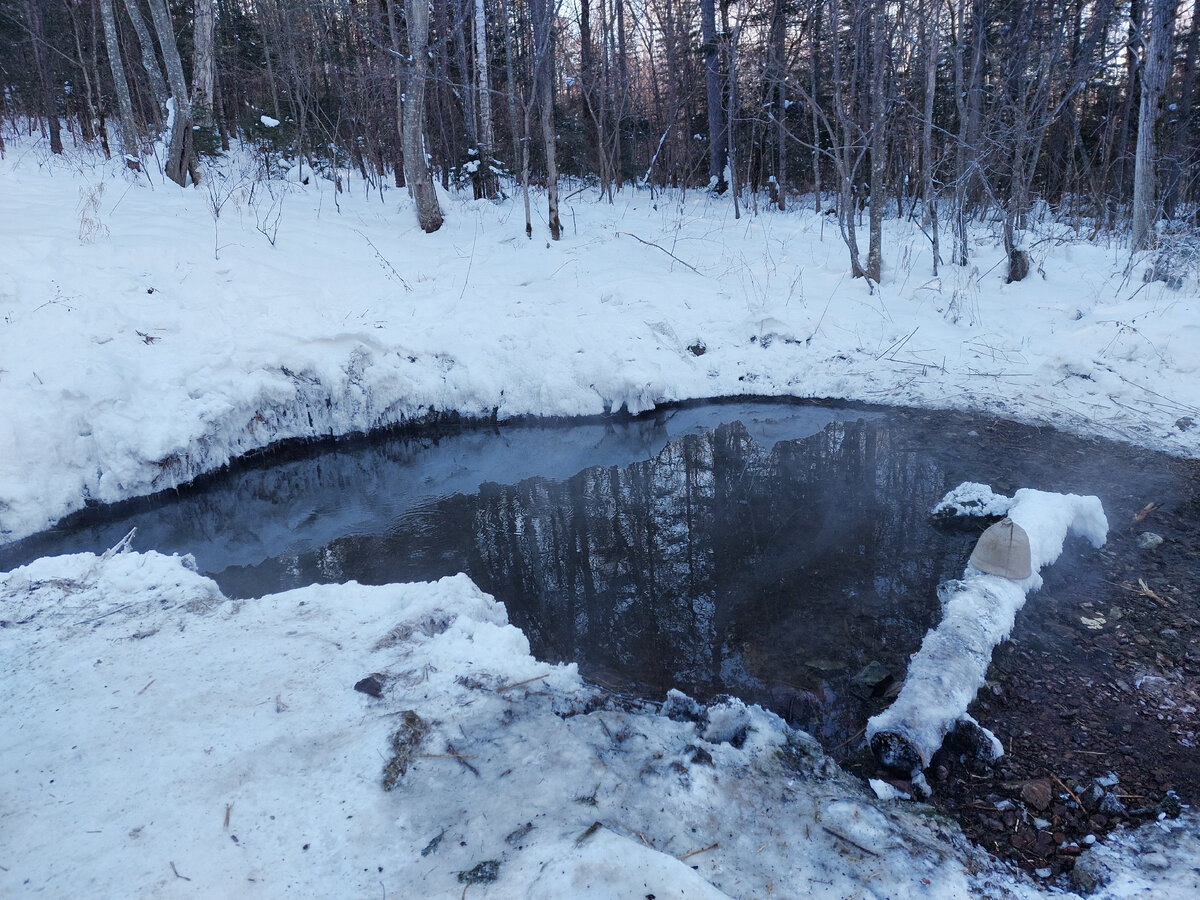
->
[[0, 548, 1010, 898], [259, 115, 280, 128], [931, 481, 1014, 518], [3, 137, 1200, 897], [2, 143, 1199, 545], [867, 486, 1108, 771]]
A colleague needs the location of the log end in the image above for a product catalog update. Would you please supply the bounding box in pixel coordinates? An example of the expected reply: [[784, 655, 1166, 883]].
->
[[869, 730, 924, 776]]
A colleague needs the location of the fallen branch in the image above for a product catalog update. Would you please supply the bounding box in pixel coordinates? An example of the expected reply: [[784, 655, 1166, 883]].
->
[[444, 742, 480, 777], [821, 826, 881, 857], [73, 603, 134, 626], [1052, 774, 1083, 810], [496, 673, 549, 692], [868, 486, 1108, 774], [170, 862, 191, 881], [677, 841, 719, 861], [615, 232, 703, 276]]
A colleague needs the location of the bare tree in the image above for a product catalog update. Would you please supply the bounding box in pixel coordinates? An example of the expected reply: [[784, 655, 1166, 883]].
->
[[700, 0, 727, 191], [1131, 0, 1177, 252], [531, 0, 561, 238], [98, 0, 140, 165], [145, 0, 196, 185], [399, 0, 444, 232], [122, 0, 169, 128], [191, 0, 217, 127]]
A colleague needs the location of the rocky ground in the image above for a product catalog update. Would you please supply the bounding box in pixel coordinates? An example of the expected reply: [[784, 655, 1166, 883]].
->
[[852, 455, 1200, 884]]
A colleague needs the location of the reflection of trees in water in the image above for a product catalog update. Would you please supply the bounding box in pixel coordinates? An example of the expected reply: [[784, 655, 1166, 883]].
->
[[218, 417, 967, 743], [462, 419, 959, 714]]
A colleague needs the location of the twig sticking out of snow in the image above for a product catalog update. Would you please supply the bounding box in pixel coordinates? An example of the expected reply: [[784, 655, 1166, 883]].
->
[[100, 527, 138, 561], [867, 485, 1107, 775]]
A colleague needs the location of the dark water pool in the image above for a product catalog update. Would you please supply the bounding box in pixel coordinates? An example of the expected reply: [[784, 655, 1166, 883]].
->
[[2, 401, 1189, 749]]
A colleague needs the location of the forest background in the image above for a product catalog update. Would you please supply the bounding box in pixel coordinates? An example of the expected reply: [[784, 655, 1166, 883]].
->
[[1, 0, 1195, 278]]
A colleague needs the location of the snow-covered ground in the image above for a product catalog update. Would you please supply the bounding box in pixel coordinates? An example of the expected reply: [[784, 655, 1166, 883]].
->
[[3, 138, 1200, 897], [2, 141, 1198, 544], [4, 549, 1198, 898]]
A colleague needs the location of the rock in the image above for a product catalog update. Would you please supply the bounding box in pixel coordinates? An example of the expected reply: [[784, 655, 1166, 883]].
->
[[850, 661, 894, 698], [769, 684, 820, 725], [944, 717, 1005, 774], [661, 689, 705, 724], [1099, 793, 1127, 817], [702, 696, 750, 747], [1020, 778, 1054, 812], [1072, 852, 1111, 892], [1080, 782, 1106, 812], [1137, 532, 1164, 551], [354, 675, 384, 698]]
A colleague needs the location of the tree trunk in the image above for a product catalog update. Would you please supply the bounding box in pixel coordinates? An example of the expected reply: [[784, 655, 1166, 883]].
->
[[867, 2, 886, 283], [810, 3, 822, 212], [769, 0, 786, 210], [700, 0, 726, 191], [1164, 0, 1199, 217], [402, 0, 444, 233], [723, 6, 739, 219], [921, 0, 939, 275], [1131, 0, 1176, 252], [474, 0, 497, 198], [145, 0, 195, 185], [123, 0, 169, 126], [99, 0, 140, 164], [191, 0, 216, 127], [532, 0, 560, 239], [24, 0, 63, 154]]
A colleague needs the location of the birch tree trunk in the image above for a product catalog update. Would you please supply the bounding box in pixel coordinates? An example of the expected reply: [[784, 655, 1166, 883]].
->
[[474, 0, 497, 198], [402, 0, 444, 233], [472, 0, 492, 172], [99, 0, 140, 164], [1131, 0, 1177, 251], [191, 0, 216, 127]]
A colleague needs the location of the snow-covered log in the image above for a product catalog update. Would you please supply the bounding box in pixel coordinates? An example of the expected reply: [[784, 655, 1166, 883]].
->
[[867, 485, 1108, 775]]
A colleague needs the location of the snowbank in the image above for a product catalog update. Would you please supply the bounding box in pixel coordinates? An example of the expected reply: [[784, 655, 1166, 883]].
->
[[868, 486, 1108, 772], [2, 142, 1200, 545], [4, 548, 1197, 898], [0, 548, 1008, 897]]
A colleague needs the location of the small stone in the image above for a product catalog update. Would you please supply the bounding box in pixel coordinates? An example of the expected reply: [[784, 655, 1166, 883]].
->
[[850, 661, 894, 698], [1081, 783, 1106, 812], [354, 676, 384, 698], [1176, 416, 1195, 431], [1099, 793, 1127, 817], [1020, 778, 1054, 812], [1136, 532, 1164, 551], [1072, 855, 1109, 892]]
